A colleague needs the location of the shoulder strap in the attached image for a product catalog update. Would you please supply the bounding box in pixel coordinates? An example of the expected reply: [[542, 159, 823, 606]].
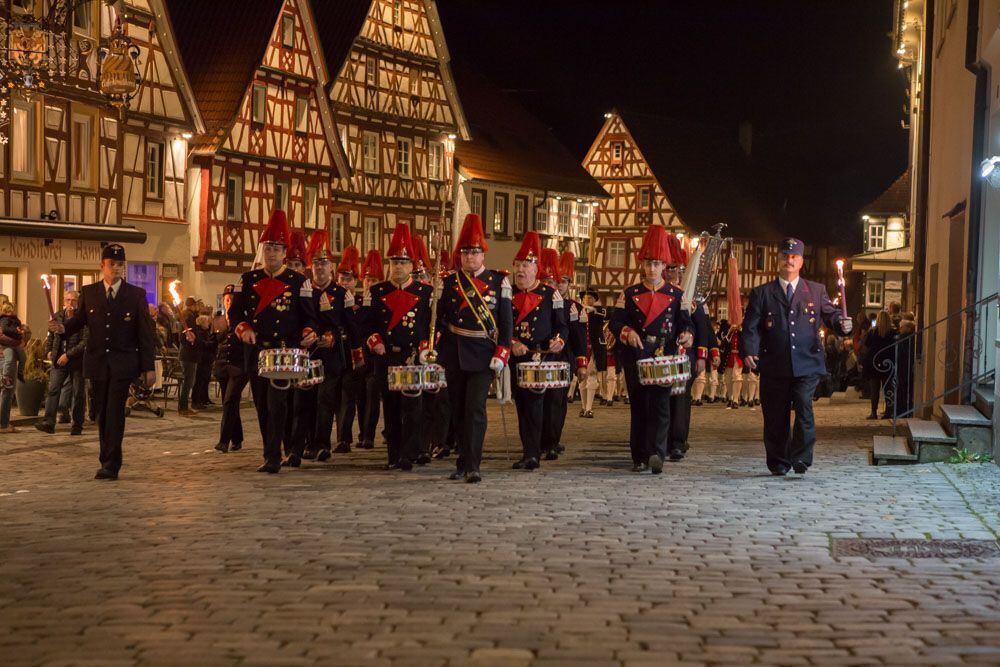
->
[[457, 269, 498, 341]]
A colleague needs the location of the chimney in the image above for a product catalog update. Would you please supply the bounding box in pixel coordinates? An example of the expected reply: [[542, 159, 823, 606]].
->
[[739, 121, 753, 157]]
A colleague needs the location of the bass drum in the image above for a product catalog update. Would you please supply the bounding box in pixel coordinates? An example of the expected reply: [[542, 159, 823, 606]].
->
[[517, 361, 571, 394]]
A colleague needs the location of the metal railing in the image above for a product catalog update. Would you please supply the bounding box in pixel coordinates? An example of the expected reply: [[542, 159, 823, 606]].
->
[[873, 292, 998, 435]]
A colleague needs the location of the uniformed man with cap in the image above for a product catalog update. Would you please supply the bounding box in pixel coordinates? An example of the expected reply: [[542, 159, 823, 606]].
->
[[230, 210, 318, 474], [354, 250, 385, 451], [539, 249, 586, 460], [435, 214, 513, 483], [49, 243, 157, 480], [364, 223, 434, 470], [214, 283, 247, 453], [507, 235, 569, 470], [325, 246, 364, 455], [740, 237, 853, 475], [609, 224, 694, 474], [413, 234, 448, 464], [288, 231, 361, 466]]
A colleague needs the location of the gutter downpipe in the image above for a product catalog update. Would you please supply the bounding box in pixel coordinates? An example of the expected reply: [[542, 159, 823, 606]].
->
[[965, 0, 987, 400]]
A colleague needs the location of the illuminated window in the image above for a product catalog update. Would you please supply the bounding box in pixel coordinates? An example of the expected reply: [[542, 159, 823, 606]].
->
[[493, 194, 507, 235], [612, 141, 623, 166], [558, 200, 572, 235], [11, 98, 39, 182], [71, 109, 98, 189], [868, 223, 886, 251], [513, 196, 527, 235], [365, 56, 378, 86], [865, 279, 884, 307], [471, 190, 485, 217], [428, 141, 443, 180]]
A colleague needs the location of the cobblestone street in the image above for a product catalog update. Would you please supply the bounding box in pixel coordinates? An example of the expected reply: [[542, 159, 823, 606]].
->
[[2, 398, 1000, 666]]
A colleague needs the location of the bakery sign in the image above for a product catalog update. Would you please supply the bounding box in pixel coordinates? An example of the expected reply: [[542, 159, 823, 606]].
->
[[0, 236, 102, 262]]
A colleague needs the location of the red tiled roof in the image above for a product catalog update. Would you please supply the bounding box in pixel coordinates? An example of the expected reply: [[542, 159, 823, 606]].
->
[[309, 0, 372, 82], [860, 169, 910, 216], [164, 0, 286, 150], [616, 110, 781, 242], [453, 65, 608, 200]]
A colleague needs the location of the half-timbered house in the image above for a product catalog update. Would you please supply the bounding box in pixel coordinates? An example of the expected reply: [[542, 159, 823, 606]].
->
[[311, 0, 468, 265], [167, 0, 349, 298], [450, 65, 608, 274], [0, 0, 157, 332], [583, 110, 784, 317]]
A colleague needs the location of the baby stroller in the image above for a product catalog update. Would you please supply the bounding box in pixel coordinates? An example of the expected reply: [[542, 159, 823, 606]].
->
[[126, 377, 164, 418]]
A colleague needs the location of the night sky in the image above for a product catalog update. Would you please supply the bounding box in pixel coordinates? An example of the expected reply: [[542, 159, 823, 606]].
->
[[437, 0, 908, 249]]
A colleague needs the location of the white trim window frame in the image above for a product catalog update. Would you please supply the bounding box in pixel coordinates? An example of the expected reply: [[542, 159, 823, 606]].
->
[[865, 278, 885, 307], [251, 84, 267, 125], [868, 223, 886, 252], [607, 240, 627, 269], [365, 55, 378, 87], [396, 136, 412, 179], [428, 141, 443, 181], [10, 97, 39, 182], [303, 184, 319, 229], [362, 131, 379, 174], [493, 193, 507, 236], [513, 196, 527, 235], [281, 13, 295, 49], [145, 140, 164, 199], [364, 217, 379, 252], [557, 200, 572, 235], [294, 96, 309, 134], [226, 172, 244, 222]]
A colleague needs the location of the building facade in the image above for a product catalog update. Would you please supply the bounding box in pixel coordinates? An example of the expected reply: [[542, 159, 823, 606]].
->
[[850, 170, 913, 316]]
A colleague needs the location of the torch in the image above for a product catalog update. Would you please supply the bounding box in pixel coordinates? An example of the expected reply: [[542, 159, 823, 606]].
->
[[40, 274, 55, 319], [835, 259, 848, 319], [168, 279, 182, 308]]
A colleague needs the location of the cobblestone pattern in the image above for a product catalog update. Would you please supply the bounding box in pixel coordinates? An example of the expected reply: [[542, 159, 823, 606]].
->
[[1, 400, 999, 666]]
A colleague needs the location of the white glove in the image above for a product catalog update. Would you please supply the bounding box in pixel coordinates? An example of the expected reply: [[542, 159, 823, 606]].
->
[[418, 349, 431, 364], [841, 319, 854, 334], [489, 357, 505, 375]]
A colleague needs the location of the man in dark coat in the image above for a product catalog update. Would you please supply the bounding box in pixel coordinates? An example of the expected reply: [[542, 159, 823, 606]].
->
[[740, 237, 853, 475], [37, 290, 88, 435], [435, 214, 513, 483], [49, 244, 157, 479]]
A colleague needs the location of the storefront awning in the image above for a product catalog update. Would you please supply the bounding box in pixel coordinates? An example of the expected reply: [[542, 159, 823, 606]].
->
[[0, 218, 147, 244], [849, 246, 913, 273]]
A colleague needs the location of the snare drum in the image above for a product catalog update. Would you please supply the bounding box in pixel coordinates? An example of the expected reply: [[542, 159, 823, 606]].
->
[[258, 348, 309, 389], [420, 363, 447, 393], [636, 355, 690, 388], [388, 364, 424, 396], [517, 361, 571, 393], [294, 359, 325, 389]]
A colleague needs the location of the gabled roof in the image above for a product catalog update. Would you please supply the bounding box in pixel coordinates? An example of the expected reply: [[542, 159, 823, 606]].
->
[[453, 65, 608, 199], [309, 0, 372, 85], [164, 0, 286, 149], [613, 110, 781, 242], [860, 169, 910, 216]]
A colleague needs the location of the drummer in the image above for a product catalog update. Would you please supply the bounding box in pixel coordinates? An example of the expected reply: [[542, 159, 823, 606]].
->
[[609, 224, 694, 475], [289, 231, 362, 466], [231, 210, 318, 474], [509, 233, 568, 471], [539, 250, 588, 460], [412, 235, 445, 465], [364, 223, 434, 471]]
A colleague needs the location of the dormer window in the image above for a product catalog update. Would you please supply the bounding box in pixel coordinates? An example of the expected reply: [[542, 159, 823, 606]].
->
[[281, 14, 295, 49]]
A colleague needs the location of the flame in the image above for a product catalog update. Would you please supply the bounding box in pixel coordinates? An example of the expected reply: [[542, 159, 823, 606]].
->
[[40, 274, 51, 290], [168, 279, 182, 307]]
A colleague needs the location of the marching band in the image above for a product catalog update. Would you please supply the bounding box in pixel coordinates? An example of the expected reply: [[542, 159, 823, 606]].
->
[[55, 209, 851, 481]]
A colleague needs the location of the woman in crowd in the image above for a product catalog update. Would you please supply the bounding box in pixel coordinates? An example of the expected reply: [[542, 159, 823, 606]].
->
[[861, 310, 896, 419]]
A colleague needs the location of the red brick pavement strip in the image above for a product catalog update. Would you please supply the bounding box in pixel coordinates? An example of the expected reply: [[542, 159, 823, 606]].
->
[[0, 401, 999, 665]]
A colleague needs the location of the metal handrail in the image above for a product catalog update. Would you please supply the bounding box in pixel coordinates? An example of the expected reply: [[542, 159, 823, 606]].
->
[[873, 292, 998, 435]]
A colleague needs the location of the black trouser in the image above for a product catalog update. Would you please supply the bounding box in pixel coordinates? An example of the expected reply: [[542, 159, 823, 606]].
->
[[250, 376, 291, 466], [283, 390, 294, 456], [868, 376, 884, 415], [446, 368, 493, 474], [421, 387, 450, 453], [338, 368, 366, 445], [217, 366, 246, 447], [362, 369, 380, 444], [178, 360, 197, 410], [193, 360, 212, 405], [760, 373, 820, 471], [313, 372, 341, 451], [91, 376, 132, 473], [289, 385, 317, 457], [623, 362, 671, 464], [541, 385, 569, 455], [43, 365, 85, 429], [668, 376, 694, 453], [380, 380, 422, 465], [511, 360, 545, 460]]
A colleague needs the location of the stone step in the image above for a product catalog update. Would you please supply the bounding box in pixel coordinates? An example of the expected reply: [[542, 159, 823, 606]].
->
[[940, 404, 992, 436], [871, 435, 917, 464], [973, 384, 994, 420], [905, 418, 956, 444]]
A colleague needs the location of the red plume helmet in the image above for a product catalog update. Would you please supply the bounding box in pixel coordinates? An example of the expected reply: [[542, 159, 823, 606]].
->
[[666, 233, 687, 266], [337, 245, 361, 277], [412, 235, 431, 273], [637, 224, 675, 264], [305, 230, 332, 267], [456, 213, 488, 252], [387, 222, 415, 261], [539, 247, 560, 282], [259, 209, 290, 246], [287, 230, 307, 263], [361, 249, 385, 282], [558, 251, 576, 282], [514, 231, 542, 264]]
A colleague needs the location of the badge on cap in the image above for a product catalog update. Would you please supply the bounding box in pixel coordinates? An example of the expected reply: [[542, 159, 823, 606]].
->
[[101, 244, 126, 262], [780, 238, 804, 255]]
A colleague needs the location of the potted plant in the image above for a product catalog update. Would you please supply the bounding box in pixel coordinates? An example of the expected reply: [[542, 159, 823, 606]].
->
[[16, 338, 49, 417]]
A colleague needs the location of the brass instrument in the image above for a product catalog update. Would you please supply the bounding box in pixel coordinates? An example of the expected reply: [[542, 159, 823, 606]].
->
[[690, 223, 730, 307]]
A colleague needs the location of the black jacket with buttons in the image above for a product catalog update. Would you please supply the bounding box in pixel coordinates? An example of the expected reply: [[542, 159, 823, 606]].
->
[[435, 269, 514, 372], [231, 266, 318, 355], [364, 278, 433, 366], [62, 281, 157, 381], [510, 282, 569, 363]]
